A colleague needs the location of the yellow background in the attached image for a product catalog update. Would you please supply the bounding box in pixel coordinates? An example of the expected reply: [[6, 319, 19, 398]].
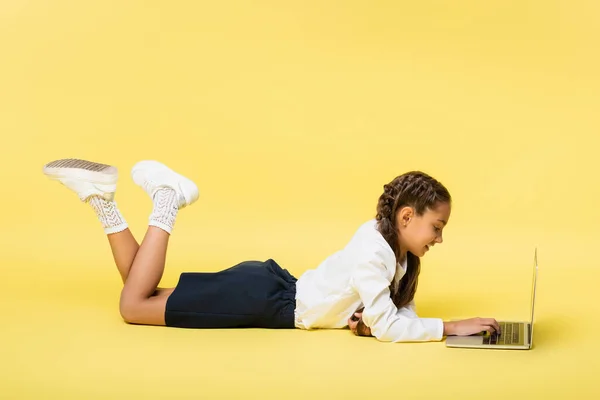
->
[[1, 0, 599, 398]]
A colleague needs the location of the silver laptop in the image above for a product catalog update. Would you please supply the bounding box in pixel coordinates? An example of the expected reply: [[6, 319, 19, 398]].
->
[[446, 248, 539, 350]]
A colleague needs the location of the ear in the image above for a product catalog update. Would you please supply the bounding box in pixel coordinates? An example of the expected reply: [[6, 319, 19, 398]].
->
[[397, 206, 414, 227]]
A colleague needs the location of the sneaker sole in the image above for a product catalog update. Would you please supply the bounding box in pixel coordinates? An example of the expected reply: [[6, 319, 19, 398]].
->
[[43, 158, 118, 185]]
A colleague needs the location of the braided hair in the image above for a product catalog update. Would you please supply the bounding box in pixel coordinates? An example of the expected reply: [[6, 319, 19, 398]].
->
[[375, 171, 451, 309]]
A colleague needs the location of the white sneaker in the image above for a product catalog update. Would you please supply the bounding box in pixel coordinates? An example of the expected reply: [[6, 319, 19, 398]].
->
[[43, 158, 118, 201], [131, 160, 199, 208]]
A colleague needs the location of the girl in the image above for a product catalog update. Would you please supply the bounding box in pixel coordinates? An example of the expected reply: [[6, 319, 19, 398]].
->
[[42, 158, 500, 342]]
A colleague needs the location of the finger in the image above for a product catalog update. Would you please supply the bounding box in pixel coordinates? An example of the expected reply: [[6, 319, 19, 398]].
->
[[357, 319, 373, 337], [348, 319, 358, 333], [493, 320, 501, 334], [483, 319, 501, 334]]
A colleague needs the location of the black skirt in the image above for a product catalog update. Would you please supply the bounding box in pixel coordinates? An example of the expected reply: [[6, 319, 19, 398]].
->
[[165, 259, 297, 329]]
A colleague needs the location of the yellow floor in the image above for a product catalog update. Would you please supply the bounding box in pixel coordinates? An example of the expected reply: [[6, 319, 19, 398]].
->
[[2, 0, 600, 398], [2, 245, 598, 399]]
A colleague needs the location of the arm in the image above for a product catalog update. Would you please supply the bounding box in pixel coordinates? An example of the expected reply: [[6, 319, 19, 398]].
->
[[350, 257, 444, 342], [351, 301, 424, 337], [349, 293, 500, 338]]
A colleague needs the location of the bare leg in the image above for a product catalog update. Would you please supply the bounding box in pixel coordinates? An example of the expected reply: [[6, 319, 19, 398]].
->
[[118, 226, 173, 326], [107, 229, 170, 296], [107, 229, 139, 284], [115, 158, 200, 326]]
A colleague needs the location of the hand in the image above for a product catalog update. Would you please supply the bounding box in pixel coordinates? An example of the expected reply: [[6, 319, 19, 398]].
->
[[444, 317, 501, 336], [348, 309, 372, 337]]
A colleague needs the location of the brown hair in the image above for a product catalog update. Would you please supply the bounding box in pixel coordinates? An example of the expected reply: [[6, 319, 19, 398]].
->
[[375, 171, 452, 309]]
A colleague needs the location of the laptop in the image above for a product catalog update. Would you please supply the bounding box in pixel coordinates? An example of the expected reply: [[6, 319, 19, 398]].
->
[[446, 248, 539, 350]]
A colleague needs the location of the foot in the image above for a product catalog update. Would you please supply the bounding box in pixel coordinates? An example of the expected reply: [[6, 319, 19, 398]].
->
[[43, 158, 118, 201], [131, 160, 199, 208]]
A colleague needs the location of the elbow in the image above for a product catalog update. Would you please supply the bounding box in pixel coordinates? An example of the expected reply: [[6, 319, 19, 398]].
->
[[370, 326, 395, 342]]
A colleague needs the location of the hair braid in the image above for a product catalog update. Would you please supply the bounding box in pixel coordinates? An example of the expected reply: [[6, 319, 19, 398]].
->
[[375, 171, 451, 309]]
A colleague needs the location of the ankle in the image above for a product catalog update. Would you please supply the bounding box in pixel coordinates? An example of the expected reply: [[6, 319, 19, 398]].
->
[[87, 195, 129, 234], [149, 188, 179, 234]]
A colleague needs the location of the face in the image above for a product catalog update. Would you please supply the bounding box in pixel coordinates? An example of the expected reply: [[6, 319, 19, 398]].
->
[[396, 201, 451, 258]]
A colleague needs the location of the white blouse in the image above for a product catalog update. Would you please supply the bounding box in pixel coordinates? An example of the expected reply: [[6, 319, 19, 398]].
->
[[294, 219, 444, 342]]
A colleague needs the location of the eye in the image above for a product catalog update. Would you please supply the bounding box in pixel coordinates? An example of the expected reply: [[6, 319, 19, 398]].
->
[[433, 226, 441, 233]]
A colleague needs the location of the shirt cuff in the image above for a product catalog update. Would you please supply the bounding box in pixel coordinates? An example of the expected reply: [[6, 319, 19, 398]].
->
[[422, 318, 445, 341]]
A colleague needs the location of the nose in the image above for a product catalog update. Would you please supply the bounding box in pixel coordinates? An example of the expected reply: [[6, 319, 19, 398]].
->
[[435, 234, 443, 244]]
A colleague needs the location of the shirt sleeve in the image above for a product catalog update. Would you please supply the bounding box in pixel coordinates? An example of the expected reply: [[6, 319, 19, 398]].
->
[[396, 300, 418, 319], [351, 255, 444, 342]]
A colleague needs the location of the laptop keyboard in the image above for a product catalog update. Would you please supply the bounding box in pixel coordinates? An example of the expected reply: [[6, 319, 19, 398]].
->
[[483, 322, 521, 345]]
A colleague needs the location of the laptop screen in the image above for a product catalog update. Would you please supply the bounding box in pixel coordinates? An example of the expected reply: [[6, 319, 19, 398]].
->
[[529, 248, 539, 342]]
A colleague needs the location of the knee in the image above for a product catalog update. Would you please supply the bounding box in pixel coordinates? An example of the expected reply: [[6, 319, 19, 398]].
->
[[119, 296, 140, 324]]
